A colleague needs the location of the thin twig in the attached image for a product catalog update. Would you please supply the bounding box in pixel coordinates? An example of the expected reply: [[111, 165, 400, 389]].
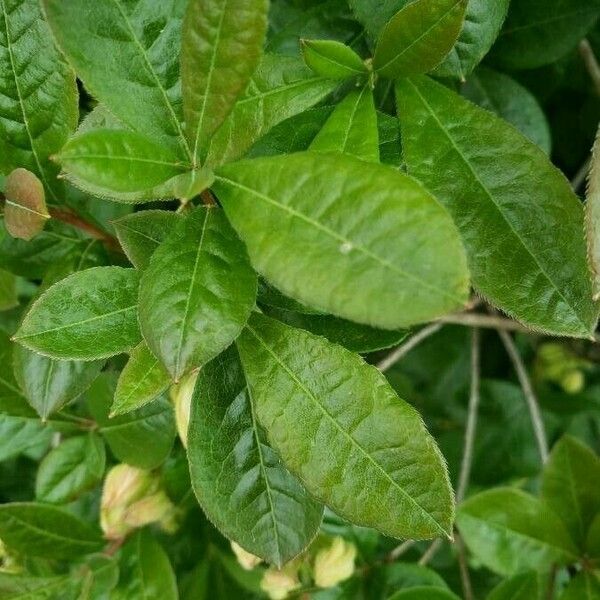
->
[[418, 538, 443, 566], [456, 328, 481, 504], [455, 534, 474, 600], [437, 312, 531, 334], [580, 39, 600, 97], [377, 322, 444, 372], [386, 540, 416, 562], [48, 207, 122, 253], [497, 329, 549, 463]]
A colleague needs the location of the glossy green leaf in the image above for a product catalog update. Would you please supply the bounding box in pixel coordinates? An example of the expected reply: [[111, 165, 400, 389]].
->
[[462, 67, 551, 154], [301, 39, 367, 79], [396, 76, 597, 337], [113, 210, 183, 270], [388, 587, 461, 600], [0, 502, 103, 559], [559, 571, 600, 600], [263, 306, 407, 353], [310, 87, 379, 162], [112, 342, 170, 416], [57, 130, 188, 202], [13, 345, 103, 419], [189, 346, 323, 566], [486, 572, 540, 600], [14, 267, 141, 360], [139, 206, 257, 381], [204, 54, 337, 167], [587, 125, 600, 299], [0, 269, 17, 311], [541, 435, 600, 548], [42, 0, 190, 158], [214, 152, 469, 330], [434, 0, 510, 80], [35, 434, 105, 504], [457, 488, 579, 576], [4, 169, 49, 241], [373, 0, 468, 78], [87, 373, 175, 469], [237, 313, 454, 540], [0, 0, 78, 202], [112, 530, 177, 600], [490, 0, 600, 70], [181, 0, 268, 162]]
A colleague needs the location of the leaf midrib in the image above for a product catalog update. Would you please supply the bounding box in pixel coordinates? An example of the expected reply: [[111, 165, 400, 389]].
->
[[405, 79, 589, 333], [215, 175, 464, 305], [375, 0, 465, 73], [109, 0, 191, 161], [245, 324, 448, 537], [16, 305, 137, 340], [62, 153, 185, 169]]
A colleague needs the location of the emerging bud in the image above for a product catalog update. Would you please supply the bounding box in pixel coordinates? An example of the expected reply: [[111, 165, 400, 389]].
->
[[122, 490, 174, 530], [534, 342, 589, 395], [100, 464, 157, 539], [261, 563, 301, 600], [170, 370, 199, 448], [313, 536, 357, 589], [231, 541, 263, 570]]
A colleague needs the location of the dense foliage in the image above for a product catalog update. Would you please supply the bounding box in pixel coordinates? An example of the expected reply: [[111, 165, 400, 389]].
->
[[1, 0, 600, 598]]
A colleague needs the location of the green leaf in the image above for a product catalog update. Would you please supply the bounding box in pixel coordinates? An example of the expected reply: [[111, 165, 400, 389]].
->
[[348, 0, 406, 38], [0, 269, 18, 311], [0, 220, 90, 279], [87, 373, 175, 469], [13, 345, 103, 419], [541, 435, 600, 548], [0, 331, 55, 461], [457, 488, 579, 576], [373, 0, 468, 78], [237, 313, 454, 540], [587, 125, 600, 299], [490, 0, 600, 70], [310, 87, 379, 162], [433, 0, 510, 80], [214, 152, 469, 330], [262, 306, 407, 353], [396, 76, 597, 337], [0, 502, 103, 559], [204, 54, 337, 167], [35, 433, 106, 504], [57, 130, 188, 202], [181, 0, 268, 162], [301, 39, 367, 79], [486, 572, 540, 600], [0, 0, 78, 202], [4, 169, 49, 241], [0, 573, 79, 600], [112, 530, 177, 600], [587, 513, 600, 558], [42, 0, 190, 158], [112, 341, 170, 416], [387, 587, 461, 600], [559, 571, 600, 600], [139, 206, 257, 381], [113, 210, 183, 270], [188, 346, 323, 566], [461, 67, 551, 154], [14, 267, 141, 360]]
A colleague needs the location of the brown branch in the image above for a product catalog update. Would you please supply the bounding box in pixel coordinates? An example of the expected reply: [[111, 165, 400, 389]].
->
[[48, 207, 122, 253]]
